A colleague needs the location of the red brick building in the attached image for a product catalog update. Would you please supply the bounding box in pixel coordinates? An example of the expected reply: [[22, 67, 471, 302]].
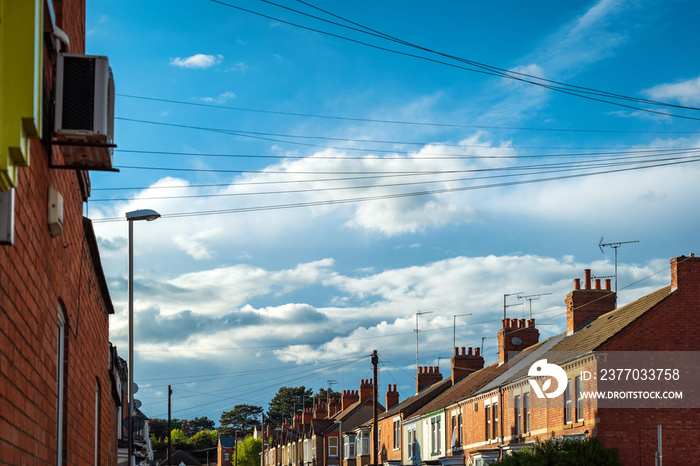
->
[[1, 0, 118, 464], [399, 255, 700, 466]]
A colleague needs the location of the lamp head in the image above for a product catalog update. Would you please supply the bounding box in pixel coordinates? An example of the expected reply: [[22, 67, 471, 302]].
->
[[126, 209, 161, 222]]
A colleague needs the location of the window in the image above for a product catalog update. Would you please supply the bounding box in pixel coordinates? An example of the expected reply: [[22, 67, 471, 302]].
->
[[565, 379, 572, 424], [329, 436, 338, 457], [344, 435, 356, 458], [393, 419, 401, 450], [450, 412, 462, 448], [406, 425, 416, 459], [57, 306, 66, 466], [430, 416, 441, 454], [312, 437, 316, 458], [523, 393, 530, 433], [485, 404, 491, 440], [514, 396, 521, 436], [575, 376, 584, 422], [225, 453, 230, 461], [492, 403, 498, 440], [356, 431, 369, 456]]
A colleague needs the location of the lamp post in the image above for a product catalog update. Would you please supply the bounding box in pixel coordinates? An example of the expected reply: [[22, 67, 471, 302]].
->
[[126, 209, 160, 466]]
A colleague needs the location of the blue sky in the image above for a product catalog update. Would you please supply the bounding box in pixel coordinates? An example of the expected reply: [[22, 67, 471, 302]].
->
[[85, 0, 700, 423]]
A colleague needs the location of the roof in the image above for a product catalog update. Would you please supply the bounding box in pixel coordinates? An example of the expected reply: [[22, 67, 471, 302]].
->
[[553, 285, 672, 352], [219, 436, 236, 448], [378, 377, 452, 421], [409, 362, 508, 419], [505, 285, 674, 382], [165, 449, 203, 465]]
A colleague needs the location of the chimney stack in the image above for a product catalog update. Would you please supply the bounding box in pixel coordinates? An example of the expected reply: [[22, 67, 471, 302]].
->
[[359, 379, 373, 401], [416, 366, 442, 393], [341, 390, 359, 410], [497, 318, 539, 365], [327, 397, 341, 417], [671, 255, 700, 293], [566, 268, 616, 334], [385, 385, 399, 410], [451, 347, 485, 384]]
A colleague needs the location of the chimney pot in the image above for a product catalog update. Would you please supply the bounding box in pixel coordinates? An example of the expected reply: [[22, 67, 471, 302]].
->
[[585, 269, 592, 289], [461, 347, 466, 355], [574, 278, 581, 290], [467, 347, 472, 356], [502, 319, 508, 328], [519, 318, 526, 328], [595, 278, 601, 290], [528, 319, 535, 328], [605, 279, 611, 291], [475, 347, 480, 356], [454, 347, 459, 356]]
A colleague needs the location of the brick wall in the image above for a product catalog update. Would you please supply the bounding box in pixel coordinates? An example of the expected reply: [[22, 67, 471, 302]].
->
[[0, 0, 115, 464]]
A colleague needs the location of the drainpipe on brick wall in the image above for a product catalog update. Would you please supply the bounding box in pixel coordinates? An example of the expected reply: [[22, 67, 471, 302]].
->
[[499, 387, 504, 460]]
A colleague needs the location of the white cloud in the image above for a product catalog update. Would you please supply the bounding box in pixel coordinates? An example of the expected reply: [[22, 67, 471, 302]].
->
[[173, 227, 222, 260], [200, 91, 237, 104], [645, 76, 700, 106], [170, 53, 223, 69]]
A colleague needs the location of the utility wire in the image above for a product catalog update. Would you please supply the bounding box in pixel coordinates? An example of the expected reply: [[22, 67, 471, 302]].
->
[[206, 0, 700, 120], [91, 156, 700, 222], [91, 152, 700, 202], [117, 94, 700, 135]]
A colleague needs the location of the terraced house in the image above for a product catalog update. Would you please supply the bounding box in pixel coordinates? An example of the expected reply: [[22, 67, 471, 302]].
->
[[372, 255, 700, 466]]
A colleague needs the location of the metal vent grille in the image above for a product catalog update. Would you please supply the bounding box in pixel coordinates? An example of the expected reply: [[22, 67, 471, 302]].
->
[[61, 57, 95, 131]]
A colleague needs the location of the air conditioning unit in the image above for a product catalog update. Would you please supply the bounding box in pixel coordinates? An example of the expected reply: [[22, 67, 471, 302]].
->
[[54, 53, 115, 169]]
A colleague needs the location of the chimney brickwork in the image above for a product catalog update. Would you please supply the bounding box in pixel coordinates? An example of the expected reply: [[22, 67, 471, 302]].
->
[[497, 318, 539, 365], [566, 268, 616, 334], [415, 366, 442, 393], [385, 384, 399, 410], [359, 379, 373, 401], [451, 346, 485, 384], [341, 390, 359, 410]]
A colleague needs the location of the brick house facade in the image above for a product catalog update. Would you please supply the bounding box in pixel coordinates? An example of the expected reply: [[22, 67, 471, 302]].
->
[[1, 0, 118, 464], [397, 255, 700, 466]]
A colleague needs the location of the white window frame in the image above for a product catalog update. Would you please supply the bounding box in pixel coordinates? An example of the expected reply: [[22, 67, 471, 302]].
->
[[329, 436, 339, 457], [393, 418, 401, 450], [514, 395, 521, 436], [523, 393, 530, 433], [565, 379, 572, 424], [344, 434, 356, 458], [575, 376, 584, 422], [430, 416, 441, 455], [406, 425, 416, 459]]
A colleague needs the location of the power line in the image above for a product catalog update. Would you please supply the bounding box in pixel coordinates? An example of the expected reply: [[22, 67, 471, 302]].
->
[[91, 152, 700, 202], [91, 155, 700, 222], [116, 94, 700, 134], [206, 0, 700, 120]]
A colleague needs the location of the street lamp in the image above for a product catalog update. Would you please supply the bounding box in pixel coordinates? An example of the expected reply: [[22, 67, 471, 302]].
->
[[333, 420, 342, 466], [126, 209, 160, 466]]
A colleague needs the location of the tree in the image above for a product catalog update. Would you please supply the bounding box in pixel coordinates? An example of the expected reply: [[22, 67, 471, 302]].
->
[[266, 386, 313, 425], [220, 404, 264, 437], [237, 435, 263, 466], [170, 428, 188, 449], [490, 437, 621, 466], [189, 429, 218, 450], [181, 419, 192, 437], [314, 388, 341, 405], [190, 416, 216, 435]]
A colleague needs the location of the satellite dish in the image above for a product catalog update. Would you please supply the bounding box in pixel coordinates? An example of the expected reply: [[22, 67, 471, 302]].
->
[[511, 336, 522, 346], [134, 399, 142, 409]]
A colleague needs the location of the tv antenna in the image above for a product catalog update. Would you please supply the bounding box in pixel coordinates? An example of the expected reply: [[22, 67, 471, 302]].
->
[[599, 237, 639, 297], [517, 293, 553, 319], [503, 292, 523, 320], [415, 310, 433, 375]]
